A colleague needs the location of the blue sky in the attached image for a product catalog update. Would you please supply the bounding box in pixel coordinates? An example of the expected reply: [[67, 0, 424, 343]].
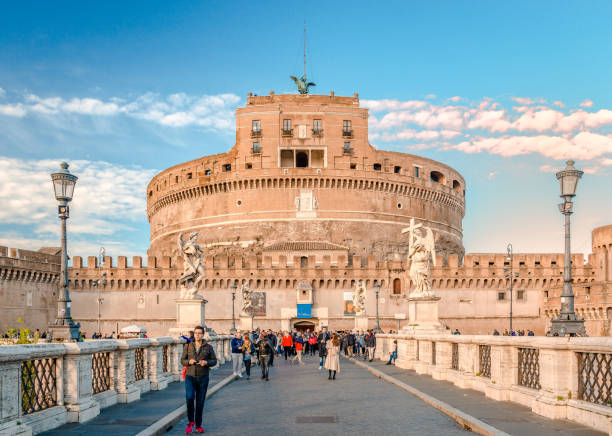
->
[[0, 1, 611, 259]]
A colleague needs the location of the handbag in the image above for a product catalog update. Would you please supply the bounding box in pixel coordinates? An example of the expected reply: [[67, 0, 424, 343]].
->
[[181, 366, 187, 380]]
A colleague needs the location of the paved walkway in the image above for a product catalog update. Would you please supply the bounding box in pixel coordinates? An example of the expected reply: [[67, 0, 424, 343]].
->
[[40, 362, 235, 436], [357, 357, 605, 436], [166, 353, 469, 435]]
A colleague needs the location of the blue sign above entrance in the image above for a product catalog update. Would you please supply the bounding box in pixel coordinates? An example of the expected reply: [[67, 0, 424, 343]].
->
[[297, 304, 312, 319]]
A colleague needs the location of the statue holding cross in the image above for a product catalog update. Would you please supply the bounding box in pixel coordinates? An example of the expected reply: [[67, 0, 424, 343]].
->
[[402, 218, 437, 298]]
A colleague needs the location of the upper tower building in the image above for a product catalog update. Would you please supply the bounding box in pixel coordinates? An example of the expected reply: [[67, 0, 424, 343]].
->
[[146, 91, 466, 262]]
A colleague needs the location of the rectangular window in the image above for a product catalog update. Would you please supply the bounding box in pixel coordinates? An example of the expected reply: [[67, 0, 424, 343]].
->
[[283, 119, 291, 131], [252, 142, 261, 153], [373, 163, 382, 171], [544, 291, 549, 298], [280, 149, 294, 168], [186, 172, 192, 179], [223, 164, 231, 172], [313, 119, 322, 133], [246, 162, 253, 169], [252, 120, 261, 132], [516, 290, 524, 300], [350, 163, 357, 169], [498, 292, 505, 301], [343, 142, 352, 154], [175, 176, 179, 183], [414, 166, 420, 178], [204, 169, 211, 175], [394, 166, 401, 174], [343, 120, 351, 132]]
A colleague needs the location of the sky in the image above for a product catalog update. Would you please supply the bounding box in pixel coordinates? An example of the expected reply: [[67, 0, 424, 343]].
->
[[0, 1, 611, 260]]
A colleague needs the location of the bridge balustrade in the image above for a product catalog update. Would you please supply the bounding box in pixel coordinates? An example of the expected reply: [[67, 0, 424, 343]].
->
[[373, 333, 612, 434], [0, 335, 232, 435]]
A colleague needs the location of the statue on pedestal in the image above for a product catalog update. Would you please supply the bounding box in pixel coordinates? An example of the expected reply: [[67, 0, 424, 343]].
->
[[240, 284, 254, 316], [353, 280, 367, 316], [178, 232, 205, 299], [402, 218, 437, 298]]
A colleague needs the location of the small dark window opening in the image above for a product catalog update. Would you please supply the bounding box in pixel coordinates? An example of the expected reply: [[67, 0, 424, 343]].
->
[[544, 291, 549, 298], [474, 261, 480, 266], [488, 261, 494, 266], [223, 164, 231, 172], [205, 169, 211, 175], [186, 172, 193, 179], [373, 163, 382, 171], [504, 261, 509, 266], [148, 191, 153, 198], [175, 176, 179, 183], [519, 261, 525, 266], [535, 261, 541, 265], [551, 261, 557, 266], [498, 292, 505, 300], [393, 278, 401, 295], [414, 167, 420, 178], [246, 163, 253, 169], [296, 152, 308, 168], [517, 290, 524, 300], [586, 286, 591, 295], [394, 166, 401, 174], [300, 256, 308, 268], [350, 163, 357, 169]]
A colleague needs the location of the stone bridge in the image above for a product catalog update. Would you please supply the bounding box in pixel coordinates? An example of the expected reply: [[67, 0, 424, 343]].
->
[[0, 335, 611, 435]]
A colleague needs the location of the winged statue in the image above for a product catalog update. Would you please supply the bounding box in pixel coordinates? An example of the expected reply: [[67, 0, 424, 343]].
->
[[290, 75, 316, 94]]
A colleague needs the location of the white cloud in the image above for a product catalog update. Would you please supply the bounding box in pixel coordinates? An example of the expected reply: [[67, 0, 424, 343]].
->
[[539, 165, 558, 173], [0, 156, 156, 241], [553, 101, 565, 108], [1, 89, 241, 131], [0, 87, 5, 97], [0, 103, 26, 117], [467, 110, 511, 132], [449, 96, 461, 102], [580, 99, 594, 108], [361, 99, 427, 112]]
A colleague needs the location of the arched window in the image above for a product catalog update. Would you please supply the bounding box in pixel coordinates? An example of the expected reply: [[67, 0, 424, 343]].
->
[[452, 180, 461, 192], [430, 171, 446, 184], [393, 278, 401, 295], [300, 256, 308, 268]]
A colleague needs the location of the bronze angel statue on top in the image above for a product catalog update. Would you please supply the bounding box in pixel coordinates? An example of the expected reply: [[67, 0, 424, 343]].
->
[[290, 75, 316, 94]]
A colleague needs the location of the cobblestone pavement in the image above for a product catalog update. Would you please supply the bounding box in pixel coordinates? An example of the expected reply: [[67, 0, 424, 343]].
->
[[362, 358, 606, 436], [40, 362, 235, 436], [166, 353, 469, 435]]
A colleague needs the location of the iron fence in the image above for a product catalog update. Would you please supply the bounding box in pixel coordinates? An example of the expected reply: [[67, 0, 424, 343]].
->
[[479, 345, 491, 378], [452, 343, 459, 370], [577, 352, 612, 407], [163, 345, 169, 373], [92, 352, 111, 394], [134, 348, 145, 381], [518, 348, 541, 390], [21, 358, 57, 415]]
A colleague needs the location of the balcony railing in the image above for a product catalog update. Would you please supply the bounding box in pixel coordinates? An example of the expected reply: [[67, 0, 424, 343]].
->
[[312, 128, 324, 137], [342, 129, 353, 138], [251, 129, 262, 138], [281, 129, 293, 137]]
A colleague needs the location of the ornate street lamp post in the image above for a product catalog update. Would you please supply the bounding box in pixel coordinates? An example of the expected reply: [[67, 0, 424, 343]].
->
[[94, 247, 106, 335], [503, 244, 519, 333], [373, 282, 382, 333], [550, 160, 586, 337], [230, 283, 237, 334], [49, 162, 81, 341]]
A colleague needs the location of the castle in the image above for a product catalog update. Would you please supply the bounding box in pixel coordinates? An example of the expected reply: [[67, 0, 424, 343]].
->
[[3, 90, 610, 337]]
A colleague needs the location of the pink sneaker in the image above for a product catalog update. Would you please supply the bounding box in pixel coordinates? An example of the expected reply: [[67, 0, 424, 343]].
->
[[195, 426, 205, 433], [185, 421, 195, 434]]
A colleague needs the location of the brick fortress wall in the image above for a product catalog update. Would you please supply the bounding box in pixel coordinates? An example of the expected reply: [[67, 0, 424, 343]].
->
[[0, 246, 59, 332], [67, 227, 611, 337]]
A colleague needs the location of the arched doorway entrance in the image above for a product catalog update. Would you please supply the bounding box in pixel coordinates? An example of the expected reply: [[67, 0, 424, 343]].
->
[[293, 320, 315, 332]]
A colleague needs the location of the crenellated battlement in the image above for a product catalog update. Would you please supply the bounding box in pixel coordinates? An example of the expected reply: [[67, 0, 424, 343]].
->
[[68, 250, 597, 293], [0, 246, 60, 283]]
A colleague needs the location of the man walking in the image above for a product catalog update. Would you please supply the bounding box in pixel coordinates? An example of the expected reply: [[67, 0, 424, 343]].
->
[[366, 330, 376, 362], [230, 332, 244, 378], [181, 325, 217, 434], [256, 331, 274, 380], [317, 327, 330, 370]]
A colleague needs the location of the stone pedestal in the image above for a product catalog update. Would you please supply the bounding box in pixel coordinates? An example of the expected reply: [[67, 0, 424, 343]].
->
[[240, 315, 253, 332], [401, 296, 447, 334], [354, 314, 369, 332], [169, 298, 215, 337]]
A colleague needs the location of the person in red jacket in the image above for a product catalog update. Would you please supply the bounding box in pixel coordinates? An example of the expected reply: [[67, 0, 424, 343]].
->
[[281, 331, 293, 361]]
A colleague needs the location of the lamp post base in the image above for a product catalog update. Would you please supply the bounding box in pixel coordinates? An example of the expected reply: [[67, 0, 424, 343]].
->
[[49, 323, 81, 341], [549, 317, 587, 337]]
